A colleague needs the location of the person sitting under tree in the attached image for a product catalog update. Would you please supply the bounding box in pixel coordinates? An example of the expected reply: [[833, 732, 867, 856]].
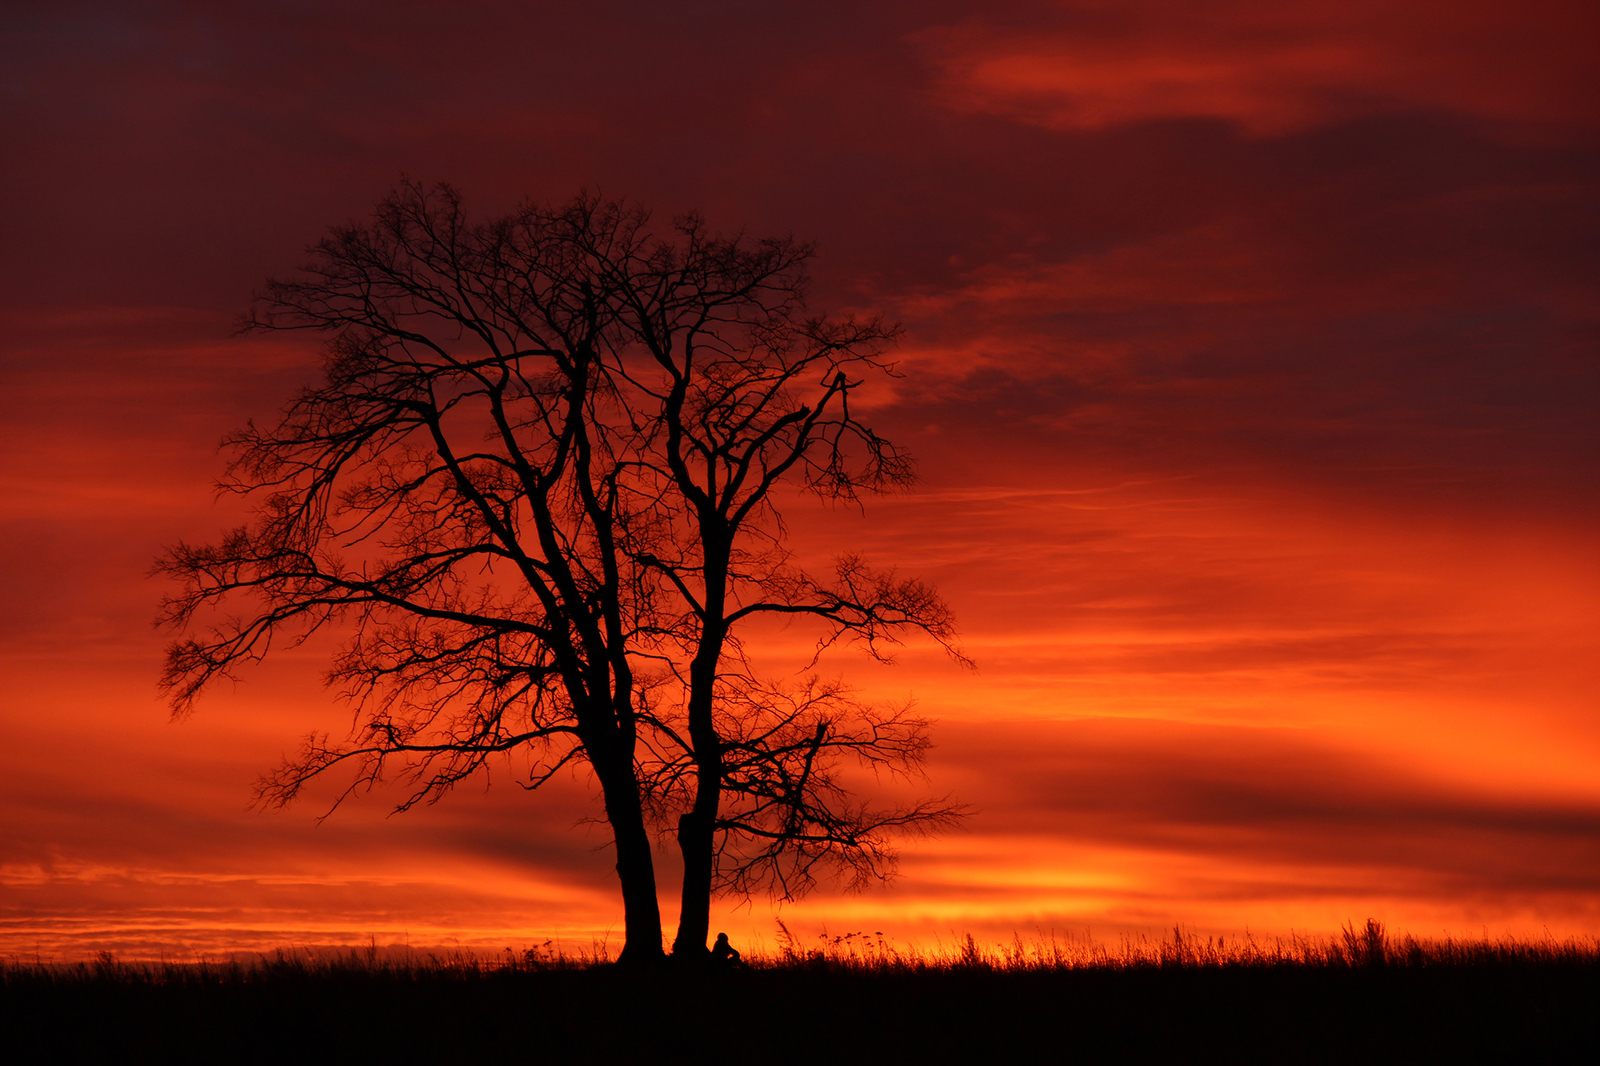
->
[[710, 933, 742, 969]]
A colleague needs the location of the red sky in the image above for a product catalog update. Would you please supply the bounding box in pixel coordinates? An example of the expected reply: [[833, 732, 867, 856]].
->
[[3, 0, 1597, 958]]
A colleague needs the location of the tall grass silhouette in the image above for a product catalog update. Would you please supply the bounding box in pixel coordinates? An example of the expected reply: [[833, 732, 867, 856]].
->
[[760, 919, 1599, 972], [6, 920, 1598, 981], [5, 923, 1595, 1062]]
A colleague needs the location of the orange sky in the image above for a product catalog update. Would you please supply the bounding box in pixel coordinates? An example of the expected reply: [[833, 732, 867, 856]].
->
[[2, 0, 1597, 959]]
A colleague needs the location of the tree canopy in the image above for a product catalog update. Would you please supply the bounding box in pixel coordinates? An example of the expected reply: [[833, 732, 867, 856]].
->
[[157, 182, 965, 964]]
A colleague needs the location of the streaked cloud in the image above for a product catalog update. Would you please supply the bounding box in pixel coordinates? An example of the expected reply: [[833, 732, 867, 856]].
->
[[918, 1, 1599, 134]]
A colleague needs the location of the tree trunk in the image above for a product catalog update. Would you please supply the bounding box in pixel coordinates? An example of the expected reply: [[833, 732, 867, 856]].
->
[[671, 800, 717, 958], [670, 694, 722, 956], [672, 535, 729, 960], [593, 757, 665, 965]]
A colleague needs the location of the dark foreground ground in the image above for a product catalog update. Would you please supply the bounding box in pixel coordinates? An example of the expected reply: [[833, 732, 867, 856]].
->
[[5, 951, 1598, 1064]]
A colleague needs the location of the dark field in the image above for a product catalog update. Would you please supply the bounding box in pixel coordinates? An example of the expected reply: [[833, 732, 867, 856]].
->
[[6, 928, 1597, 1063]]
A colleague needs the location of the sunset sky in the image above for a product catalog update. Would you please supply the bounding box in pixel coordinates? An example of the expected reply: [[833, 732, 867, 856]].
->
[[3, 0, 1597, 959]]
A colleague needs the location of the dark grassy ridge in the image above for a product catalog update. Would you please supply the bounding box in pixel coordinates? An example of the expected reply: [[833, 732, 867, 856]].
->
[[5, 932, 1597, 1063]]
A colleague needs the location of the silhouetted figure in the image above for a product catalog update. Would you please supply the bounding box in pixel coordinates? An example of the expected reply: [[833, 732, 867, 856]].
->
[[710, 932, 742, 969]]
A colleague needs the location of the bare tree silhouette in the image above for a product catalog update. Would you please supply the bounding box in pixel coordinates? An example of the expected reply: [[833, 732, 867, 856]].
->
[[155, 182, 965, 965]]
